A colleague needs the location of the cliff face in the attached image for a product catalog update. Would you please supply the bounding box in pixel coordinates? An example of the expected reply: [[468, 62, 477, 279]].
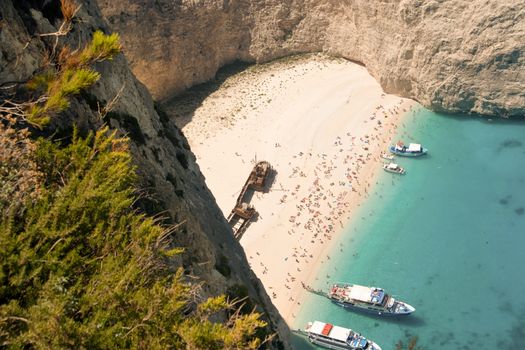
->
[[0, 0, 289, 347], [98, 0, 525, 117]]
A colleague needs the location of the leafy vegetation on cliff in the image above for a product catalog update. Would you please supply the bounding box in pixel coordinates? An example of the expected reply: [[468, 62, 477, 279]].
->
[[0, 1, 268, 348], [25, 30, 121, 127], [0, 126, 266, 349]]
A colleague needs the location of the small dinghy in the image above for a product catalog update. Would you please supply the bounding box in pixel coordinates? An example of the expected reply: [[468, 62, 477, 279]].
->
[[383, 163, 406, 175], [380, 152, 394, 160]]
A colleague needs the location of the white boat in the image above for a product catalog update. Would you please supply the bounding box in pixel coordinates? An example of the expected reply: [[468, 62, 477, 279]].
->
[[305, 321, 382, 350], [382, 163, 406, 175], [380, 152, 394, 160], [389, 141, 428, 157], [328, 283, 415, 316]]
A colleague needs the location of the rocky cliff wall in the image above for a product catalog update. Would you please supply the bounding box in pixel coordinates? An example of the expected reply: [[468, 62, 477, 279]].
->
[[0, 0, 289, 347], [98, 0, 524, 117]]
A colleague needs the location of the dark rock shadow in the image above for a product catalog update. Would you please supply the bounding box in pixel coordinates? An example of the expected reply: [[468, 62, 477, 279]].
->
[[428, 110, 525, 124]]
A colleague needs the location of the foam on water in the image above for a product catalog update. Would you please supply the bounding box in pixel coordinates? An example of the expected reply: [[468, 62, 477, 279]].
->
[[292, 107, 525, 349]]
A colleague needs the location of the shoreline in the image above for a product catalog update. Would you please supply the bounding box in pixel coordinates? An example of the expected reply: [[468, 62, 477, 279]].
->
[[170, 54, 416, 325], [289, 102, 415, 326], [283, 100, 415, 325]]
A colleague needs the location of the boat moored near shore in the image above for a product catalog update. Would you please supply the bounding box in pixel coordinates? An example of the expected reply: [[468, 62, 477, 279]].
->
[[382, 163, 406, 175], [328, 283, 415, 316], [389, 141, 428, 157], [305, 320, 382, 350]]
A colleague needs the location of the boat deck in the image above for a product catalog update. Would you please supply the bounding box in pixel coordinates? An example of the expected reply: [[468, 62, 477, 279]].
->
[[330, 284, 387, 305]]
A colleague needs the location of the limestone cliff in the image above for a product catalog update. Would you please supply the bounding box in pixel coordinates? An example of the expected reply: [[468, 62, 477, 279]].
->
[[98, 0, 524, 117], [0, 0, 289, 348]]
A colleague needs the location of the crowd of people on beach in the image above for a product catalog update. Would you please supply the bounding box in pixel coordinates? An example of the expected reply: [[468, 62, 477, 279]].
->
[[246, 100, 410, 320], [179, 56, 413, 323]]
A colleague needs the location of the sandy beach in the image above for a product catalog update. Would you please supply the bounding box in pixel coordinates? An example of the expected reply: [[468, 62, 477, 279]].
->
[[168, 54, 415, 324]]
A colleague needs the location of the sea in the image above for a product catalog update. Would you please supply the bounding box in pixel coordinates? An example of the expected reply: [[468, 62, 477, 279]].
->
[[291, 106, 525, 350]]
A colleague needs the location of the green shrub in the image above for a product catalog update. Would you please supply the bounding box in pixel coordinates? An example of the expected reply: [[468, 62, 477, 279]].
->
[[1, 6, 268, 346], [0, 126, 267, 349], [58, 68, 101, 95], [79, 31, 121, 64], [23, 31, 120, 128]]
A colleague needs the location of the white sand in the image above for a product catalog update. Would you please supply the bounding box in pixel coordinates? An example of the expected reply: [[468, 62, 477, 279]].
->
[[177, 54, 414, 324]]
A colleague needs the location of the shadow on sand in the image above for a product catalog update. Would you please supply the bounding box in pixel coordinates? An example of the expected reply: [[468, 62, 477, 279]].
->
[[161, 61, 253, 129]]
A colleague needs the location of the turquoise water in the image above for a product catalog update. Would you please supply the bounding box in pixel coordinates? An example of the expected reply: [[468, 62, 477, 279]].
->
[[292, 107, 525, 350]]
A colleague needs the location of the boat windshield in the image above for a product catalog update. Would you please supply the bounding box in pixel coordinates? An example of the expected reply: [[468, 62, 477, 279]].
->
[[387, 163, 398, 170], [395, 142, 405, 151], [370, 288, 385, 304]]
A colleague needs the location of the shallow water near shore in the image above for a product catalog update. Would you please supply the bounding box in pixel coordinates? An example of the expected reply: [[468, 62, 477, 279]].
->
[[292, 107, 525, 349]]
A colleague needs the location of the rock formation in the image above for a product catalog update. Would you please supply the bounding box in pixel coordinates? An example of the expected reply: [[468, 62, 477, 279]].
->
[[98, 0, 525, 117], [0, 0, 289, 348]]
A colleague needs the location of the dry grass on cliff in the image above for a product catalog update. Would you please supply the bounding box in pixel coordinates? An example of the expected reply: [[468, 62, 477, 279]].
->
[[0, 117, 43, 215]]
